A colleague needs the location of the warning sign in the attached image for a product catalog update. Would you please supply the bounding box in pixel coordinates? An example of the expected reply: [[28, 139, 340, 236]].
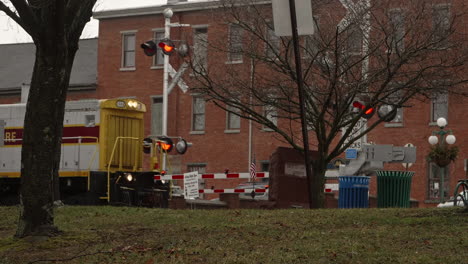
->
[[184, 171, 199, 199]]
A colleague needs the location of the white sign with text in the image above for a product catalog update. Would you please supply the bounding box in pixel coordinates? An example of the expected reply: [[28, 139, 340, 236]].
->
[[184, 171, 199, 199]]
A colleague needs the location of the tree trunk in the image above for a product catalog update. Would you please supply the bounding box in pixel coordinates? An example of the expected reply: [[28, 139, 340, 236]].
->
[[15, 43, 76, 238], [310, 160, 327, 208]]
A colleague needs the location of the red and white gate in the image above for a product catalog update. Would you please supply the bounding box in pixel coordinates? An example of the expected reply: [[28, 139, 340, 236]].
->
[[154, 172, 269, 194], [154, 172, 268, 181]]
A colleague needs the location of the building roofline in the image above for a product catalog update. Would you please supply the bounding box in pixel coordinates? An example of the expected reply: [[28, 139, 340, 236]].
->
[[93, 0, 271, 20], [0, 37, 98, 47]]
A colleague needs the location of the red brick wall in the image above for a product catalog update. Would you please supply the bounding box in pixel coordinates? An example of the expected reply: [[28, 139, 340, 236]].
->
[[94, 1, 468, 206], [3, 1, 466, 207]]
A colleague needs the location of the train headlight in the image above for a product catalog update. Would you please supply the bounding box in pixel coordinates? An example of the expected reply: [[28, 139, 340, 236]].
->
[[125, 173, 133, 182], [127, 100, 138, 108]]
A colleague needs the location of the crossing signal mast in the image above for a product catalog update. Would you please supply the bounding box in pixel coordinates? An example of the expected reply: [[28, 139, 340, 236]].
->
[[140, 8, 190, 171]]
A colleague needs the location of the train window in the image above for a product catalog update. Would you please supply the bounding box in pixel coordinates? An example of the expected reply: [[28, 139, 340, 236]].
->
[[85, 115, 95, 127]]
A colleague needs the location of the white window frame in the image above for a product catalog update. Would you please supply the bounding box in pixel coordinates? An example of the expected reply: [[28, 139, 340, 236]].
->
[[427, 162, 450, 201], [187, 163, 207, 173], [227, 23, 243, 63], [151, 29, 165, 69], [384, 89, 404, 127], [346, 22, 362, 55], [263, 102, 278, 131], [193, 25, 209, 75], [432, 4, 451, 49], [265, 21, 280, 59], [430, 92, 448, 124], [388, 9, 405, 53], [302, 16, 320, 59], [120, 30, 137, 71], [150, 96, 163, 136], [191, 95, 205, 134], [225, 104, 241, 133]]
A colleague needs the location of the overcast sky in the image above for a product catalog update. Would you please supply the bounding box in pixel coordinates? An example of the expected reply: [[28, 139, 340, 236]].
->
[[0, 0, 171, 44]]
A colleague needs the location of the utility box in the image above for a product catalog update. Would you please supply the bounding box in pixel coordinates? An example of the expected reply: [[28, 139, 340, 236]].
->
[[268, 147, 318, 208]]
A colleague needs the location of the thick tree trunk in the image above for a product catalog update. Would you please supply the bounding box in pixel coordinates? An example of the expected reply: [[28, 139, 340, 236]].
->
[[310, 160, 327, 208], [15, 43, 76, 238]]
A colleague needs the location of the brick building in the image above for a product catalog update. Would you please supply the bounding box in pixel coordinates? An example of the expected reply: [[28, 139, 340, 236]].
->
[[1, 0, 466, 206], [91, 0, 468, 207]]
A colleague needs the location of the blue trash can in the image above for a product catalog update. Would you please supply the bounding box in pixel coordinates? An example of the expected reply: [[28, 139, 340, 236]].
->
[[338, 176, 370, 208]]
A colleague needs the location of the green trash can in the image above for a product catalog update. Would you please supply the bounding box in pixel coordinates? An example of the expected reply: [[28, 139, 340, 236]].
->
[[376, 170, 414, 208]]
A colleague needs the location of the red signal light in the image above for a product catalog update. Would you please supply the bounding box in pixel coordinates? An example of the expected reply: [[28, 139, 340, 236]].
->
[[159, 42, 174, 53], [159, 142, 173, 152], [353, 101, 364, 109], [157, 136, 174, 153], [365, 108, 375, 115], [158, 38, 175, 55], [353, 101, 375, 119]]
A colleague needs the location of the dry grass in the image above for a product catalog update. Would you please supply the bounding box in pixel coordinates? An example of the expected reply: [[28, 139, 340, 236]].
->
[[0, 206, 467, 264]]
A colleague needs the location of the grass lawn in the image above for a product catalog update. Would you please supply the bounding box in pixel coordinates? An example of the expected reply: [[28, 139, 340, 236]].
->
[[0, 206, 467, 264]]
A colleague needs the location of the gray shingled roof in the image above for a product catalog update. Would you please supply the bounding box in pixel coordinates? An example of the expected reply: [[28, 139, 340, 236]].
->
[[0, 38, 97, 94]]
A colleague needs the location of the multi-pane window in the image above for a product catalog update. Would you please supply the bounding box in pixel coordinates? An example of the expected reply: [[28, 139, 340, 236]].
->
[[264, 104, 278, 128], [303, 17, 320, 59], [346, 23, 362, 54], [192, 96, 205, 131], [187, 164, 206, 174], [260, 161, 270, 172], [433, 5, 451, 48], [431, 92, 448, 122], [226, 105, 241, 130], [122, 32, 136, 68], [389, 105, 403, 124], [428, 162, 450, 200], [304, 35, 319, 59], [266, 22, 280, 58], [389, 9, 405, 53], [151, 97, 163, 136], [153, 31, 165, 67], [193, 27, 208, 73], [384, 90, 403, 124], [228, 24, 243, 62]]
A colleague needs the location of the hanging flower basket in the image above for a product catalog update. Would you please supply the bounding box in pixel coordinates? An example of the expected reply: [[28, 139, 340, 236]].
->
[[426, 144, 459, 167]]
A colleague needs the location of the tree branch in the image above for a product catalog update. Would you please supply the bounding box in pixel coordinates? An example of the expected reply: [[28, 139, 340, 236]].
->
[[9, 0, 41, 40], [65, 0, 97, 43]]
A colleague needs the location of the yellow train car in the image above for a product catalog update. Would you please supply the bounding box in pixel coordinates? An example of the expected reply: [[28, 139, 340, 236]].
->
[[0, 98, 168, 206]]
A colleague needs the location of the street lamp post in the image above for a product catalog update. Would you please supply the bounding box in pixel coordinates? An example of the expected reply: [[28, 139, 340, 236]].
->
[[428, 117, 457, 202]]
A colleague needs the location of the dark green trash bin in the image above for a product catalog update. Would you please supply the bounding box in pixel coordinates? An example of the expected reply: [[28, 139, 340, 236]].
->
[[376, 170, 414, 208]]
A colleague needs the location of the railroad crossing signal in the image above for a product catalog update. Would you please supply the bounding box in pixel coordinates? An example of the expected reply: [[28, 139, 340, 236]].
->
[[158, 38, 175, 55], [141, 40, 158, 56], [353, 100, 375, 120]]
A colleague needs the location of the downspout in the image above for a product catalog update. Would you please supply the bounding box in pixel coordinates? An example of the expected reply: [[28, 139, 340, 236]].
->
[[248, 56, 254, 170]]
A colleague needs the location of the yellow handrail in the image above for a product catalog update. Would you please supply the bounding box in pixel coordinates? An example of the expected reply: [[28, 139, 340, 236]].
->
[[103, 136, 140, 202]]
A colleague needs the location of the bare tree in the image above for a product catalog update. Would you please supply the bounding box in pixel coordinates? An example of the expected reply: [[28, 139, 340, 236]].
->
[[0, 0, 97, 237], [185, 0, 468, 208]]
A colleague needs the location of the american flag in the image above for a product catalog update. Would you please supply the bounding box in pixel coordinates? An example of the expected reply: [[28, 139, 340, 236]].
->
[[249, 159, 256, 182]]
